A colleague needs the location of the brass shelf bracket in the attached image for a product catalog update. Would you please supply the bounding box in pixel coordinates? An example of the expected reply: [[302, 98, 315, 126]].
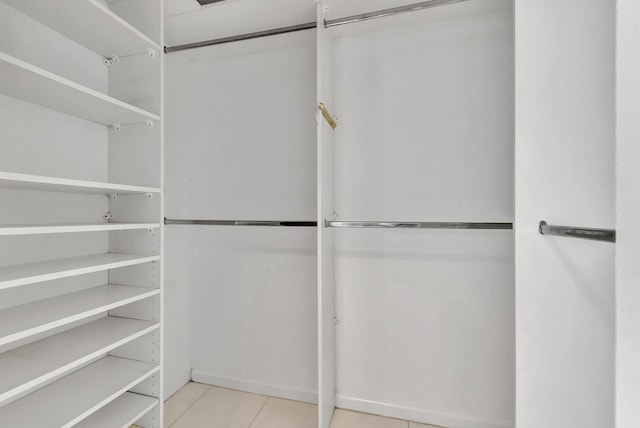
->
[[318, 102, 338, 129]]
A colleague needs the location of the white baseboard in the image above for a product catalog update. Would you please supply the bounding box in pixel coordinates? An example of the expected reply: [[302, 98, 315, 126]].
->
[[191, 369, 318, 404], [335, 395, 514, 428]]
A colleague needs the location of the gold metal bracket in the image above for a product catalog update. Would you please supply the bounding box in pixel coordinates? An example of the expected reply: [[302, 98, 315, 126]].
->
[[318, 102, 338, 129]]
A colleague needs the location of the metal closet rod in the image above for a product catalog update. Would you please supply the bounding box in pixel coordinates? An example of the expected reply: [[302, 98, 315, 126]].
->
[[164, 218, 317, 227], [325, 221, 513, 230], [164, 218, 513, 230], [538, 221, 616, 243], [165, 0, 470, 53]]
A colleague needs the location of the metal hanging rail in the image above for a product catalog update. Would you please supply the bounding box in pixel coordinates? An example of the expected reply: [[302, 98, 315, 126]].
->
[[165, 0, 471, 53], [164, 218, 317, 227], [324, 0, 470, 27], [538, 221, 616, 243], [164, 22, 316, 53], [325, 221, 513, 230]]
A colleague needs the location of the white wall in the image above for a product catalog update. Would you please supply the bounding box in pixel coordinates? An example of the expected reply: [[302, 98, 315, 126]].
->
[[331, 4, 514, 428], [615, 0, 640, 426], [514, 1, 615, 428], [164, 32, 318, 400]]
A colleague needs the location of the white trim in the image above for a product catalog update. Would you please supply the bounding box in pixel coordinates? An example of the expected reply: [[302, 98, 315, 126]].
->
[[191, 370, 318, 405], [336, 395, 514, 428]]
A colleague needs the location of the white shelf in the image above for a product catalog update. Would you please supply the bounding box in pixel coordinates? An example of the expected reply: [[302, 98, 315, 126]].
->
[[0, 356, 159, 428], [2, 0, 160, 57], [0, 253, 160, 290], [0, 171, 160, 195], [0, 222, 160, 236], [0, 52, 160, 125], [75, 392, 158, 428], [0, 317, 158, 404], [0, 284, 160, 347]]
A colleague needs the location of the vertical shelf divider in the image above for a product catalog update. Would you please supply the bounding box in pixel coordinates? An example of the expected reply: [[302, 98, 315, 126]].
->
[[316, 4, 337, 428]]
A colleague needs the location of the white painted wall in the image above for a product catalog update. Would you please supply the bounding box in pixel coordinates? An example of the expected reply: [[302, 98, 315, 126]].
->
[[164, 32, 318, 400], [615, 1, 640, 426], [331, 4, 514, 428], [514, 1, 615, 428]]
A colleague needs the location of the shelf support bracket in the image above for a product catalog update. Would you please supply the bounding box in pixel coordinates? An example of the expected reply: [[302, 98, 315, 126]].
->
[[112, 120, 154, 131], [103, 48, 156, 67]]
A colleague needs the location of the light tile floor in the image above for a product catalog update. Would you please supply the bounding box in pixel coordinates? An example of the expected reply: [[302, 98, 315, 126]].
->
[[163, 382, 443, 428]]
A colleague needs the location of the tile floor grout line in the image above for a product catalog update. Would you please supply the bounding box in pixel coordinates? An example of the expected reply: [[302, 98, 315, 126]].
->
[[168, 384, 212, 428], [246, 396, 271, 428]]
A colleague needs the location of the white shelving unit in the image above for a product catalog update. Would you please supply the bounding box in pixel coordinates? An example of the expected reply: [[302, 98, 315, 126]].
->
[[0, 317, 159, 404], [0, 284, 160, 347], [0, 172, 160, 195], [1, 0, 160, 57], [0, 52, 159, 125], [0, 253, 160, 290], [0, 356, 159, 427], [0, 0, 164, 425], [76, 393, 159, 428], [0, 222, 160, 236]]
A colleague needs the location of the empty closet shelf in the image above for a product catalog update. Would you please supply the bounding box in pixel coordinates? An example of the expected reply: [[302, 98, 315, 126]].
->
[[0, 253, 160, 290], [75, 392, 158, 428], [0, 317, 158, 404], [0, 222, 160, 236], [1, 0, 160, 57], [0, 356, 159, 428], [0, 52, 160, 126], [0, 172, 160, 195], [0, 284, 160, 347]]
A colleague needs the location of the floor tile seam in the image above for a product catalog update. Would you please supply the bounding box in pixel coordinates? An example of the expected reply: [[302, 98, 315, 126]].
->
[[168, 384, 213, 428], [247, 396, 273, 428]]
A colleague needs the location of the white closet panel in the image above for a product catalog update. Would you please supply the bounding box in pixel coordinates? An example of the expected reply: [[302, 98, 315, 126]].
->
[[616, 1, 640, 426], [331, 3, 514, 428], [317, 4, 337, 428], [515, 0, 615, 427]]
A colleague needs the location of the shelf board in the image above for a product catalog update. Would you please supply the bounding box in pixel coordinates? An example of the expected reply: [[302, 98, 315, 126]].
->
[[0, 253, 160, 290], [0, 52, 160, 125], [2, 0, 160, 57], [75, 392, 158, 428], [0, 356, 159, 428], [0, 222, 160, 236], [0, 317, 158, 405], [0, 171, 160, 195], [0, 284, 160, 347]]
